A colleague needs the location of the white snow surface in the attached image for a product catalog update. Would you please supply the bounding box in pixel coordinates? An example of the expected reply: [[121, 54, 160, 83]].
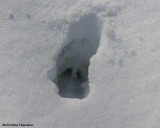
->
[[0, 0, 160, 128]]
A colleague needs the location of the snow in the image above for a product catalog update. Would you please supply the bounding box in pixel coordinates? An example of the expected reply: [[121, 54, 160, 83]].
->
[[0, 0, 160, 128]]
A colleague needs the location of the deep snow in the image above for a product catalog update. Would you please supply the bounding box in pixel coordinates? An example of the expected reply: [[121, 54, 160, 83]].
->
[[0, 0, 160, 128]]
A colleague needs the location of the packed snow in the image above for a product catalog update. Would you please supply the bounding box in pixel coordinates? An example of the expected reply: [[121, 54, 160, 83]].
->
[[0, 0, 160, 128]]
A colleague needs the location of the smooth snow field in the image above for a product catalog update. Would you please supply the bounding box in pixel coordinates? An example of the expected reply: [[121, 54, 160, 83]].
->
[[0, 0, 160, 128]]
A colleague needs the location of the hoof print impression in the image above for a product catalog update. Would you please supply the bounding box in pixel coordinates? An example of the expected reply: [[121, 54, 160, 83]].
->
[[49, 14, 101, 99]]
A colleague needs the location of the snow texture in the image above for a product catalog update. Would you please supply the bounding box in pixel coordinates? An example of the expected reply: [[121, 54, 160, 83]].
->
[[0, 0, 160, 128]]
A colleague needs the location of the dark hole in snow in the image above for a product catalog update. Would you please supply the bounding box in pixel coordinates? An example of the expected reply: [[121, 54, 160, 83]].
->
[[48, 14, 101, 99], [57, 67, 85, 98]]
